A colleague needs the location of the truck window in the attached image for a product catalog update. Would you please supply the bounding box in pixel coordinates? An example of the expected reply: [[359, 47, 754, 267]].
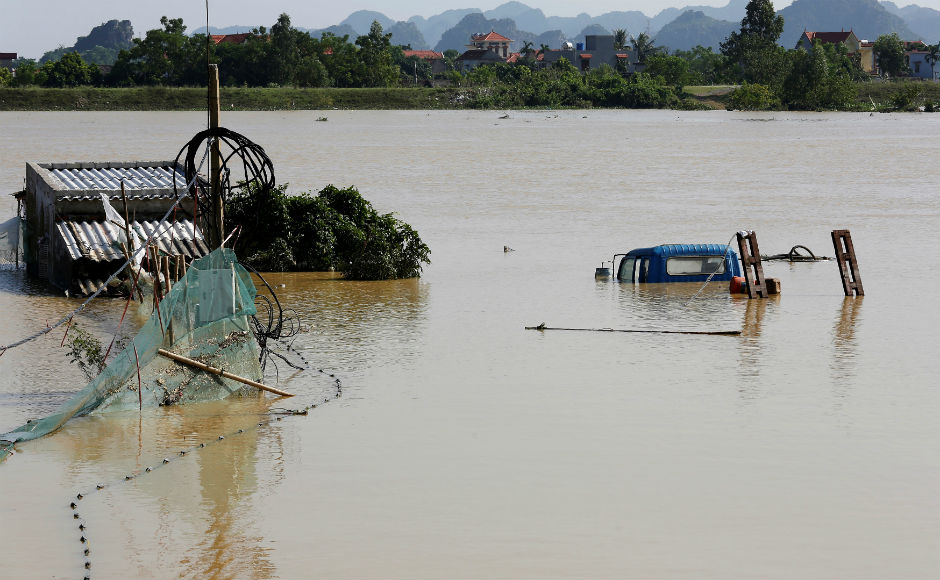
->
[[617, 256, 636, 281], [665, 256, 726, 276]]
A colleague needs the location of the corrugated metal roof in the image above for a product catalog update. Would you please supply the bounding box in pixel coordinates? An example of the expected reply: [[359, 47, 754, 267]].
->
[[58, 193, 179, 202], [50, 165, 187, 192], [56, 218, 209, 263]]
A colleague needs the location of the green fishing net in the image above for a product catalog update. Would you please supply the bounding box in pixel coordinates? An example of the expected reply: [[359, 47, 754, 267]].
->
[[1, 248, 262, 460]]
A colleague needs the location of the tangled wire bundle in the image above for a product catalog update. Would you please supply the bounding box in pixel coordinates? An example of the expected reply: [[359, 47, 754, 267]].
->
[[172, 127, 275, 224]]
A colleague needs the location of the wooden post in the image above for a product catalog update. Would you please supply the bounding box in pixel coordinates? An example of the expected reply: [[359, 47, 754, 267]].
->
[[15, 196, 20, 270], [736, 230, 768, 299], [208, 64, 223, 250], [120, 180, 133, 257], [831, 230, 864, 296], [157, 348, 293, 397], [162, 256, 172, 294]]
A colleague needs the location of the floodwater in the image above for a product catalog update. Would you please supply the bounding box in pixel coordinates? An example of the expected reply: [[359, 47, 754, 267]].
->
[[0, 110, 938, 579]]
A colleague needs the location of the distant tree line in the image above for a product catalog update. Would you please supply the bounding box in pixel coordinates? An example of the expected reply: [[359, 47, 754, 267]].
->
[[2, 2, 938, 112]]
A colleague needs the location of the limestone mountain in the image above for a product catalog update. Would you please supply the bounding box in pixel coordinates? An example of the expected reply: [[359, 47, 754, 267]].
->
[[881, 1, 939, 43], [778, 0, 917, 47], [387, 21, 430, 50], [653, 10, 738, 52], [340, 10, 395, 36], [40, 19, 133, 65]]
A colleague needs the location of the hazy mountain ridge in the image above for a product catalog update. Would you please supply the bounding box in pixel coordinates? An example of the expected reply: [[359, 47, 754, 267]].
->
[[654, 11, 738, 52], [779, 0, 918, 47], [880, 1, 940, 43], [191, 0, 937, 55]]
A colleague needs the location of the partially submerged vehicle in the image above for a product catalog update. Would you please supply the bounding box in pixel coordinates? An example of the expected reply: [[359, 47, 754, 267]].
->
[[603, 244, 741, 283]]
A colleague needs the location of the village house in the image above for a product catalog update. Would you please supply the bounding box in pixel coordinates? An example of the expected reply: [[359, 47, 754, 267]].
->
[[904, 41, 935, 80], [15, 161, 207, 295], [402, 50, 446, 76], [859, 40, 876, 75], [210, 33, 253, 46], [455, 48, 505, 72], [467, 31, 512, 59], [538, 35, 633, 73], [795, 30, 862, 54], [0, 52, 16, 70]]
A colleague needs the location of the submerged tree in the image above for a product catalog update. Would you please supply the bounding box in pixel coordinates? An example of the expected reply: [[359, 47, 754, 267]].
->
[[225, 183, 430, 279]]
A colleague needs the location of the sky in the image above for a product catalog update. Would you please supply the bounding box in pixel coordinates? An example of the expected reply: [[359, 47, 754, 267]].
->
[[1, 0, 802, 60]]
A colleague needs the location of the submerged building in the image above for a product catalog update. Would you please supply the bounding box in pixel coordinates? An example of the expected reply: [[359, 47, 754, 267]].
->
[[15, 161, 208, 295]]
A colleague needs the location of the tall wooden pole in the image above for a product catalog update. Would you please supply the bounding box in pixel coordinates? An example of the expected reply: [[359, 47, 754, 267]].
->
[[208, 64, 223, 249]]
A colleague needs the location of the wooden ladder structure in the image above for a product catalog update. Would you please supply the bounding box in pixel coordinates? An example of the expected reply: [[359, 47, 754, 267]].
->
[[736, 231, 768, 299], [831, 229, 864, 296]]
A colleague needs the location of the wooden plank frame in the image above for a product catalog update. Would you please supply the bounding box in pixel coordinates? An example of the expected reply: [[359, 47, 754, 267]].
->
[[831, 229, 864, 296], [736, 231, 768, 299]]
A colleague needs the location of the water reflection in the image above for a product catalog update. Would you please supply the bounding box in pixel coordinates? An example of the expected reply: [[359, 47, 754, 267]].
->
[[255, 272, 429, 381], [736, 296, 780, 397], [607, 281, 742, 330], [830, 296, 863, 397], [53, 398, 277, 578]]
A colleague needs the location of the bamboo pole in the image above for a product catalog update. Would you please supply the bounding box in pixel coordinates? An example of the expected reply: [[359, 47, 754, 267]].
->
[[162, 256, 172, 293], [157, 348, 294, 397], [208, 64, 223, 249], [524, 324, 740, 336]]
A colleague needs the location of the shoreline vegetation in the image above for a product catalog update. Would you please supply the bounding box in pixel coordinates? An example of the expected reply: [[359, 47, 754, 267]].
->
[[1, 83, 937, 112]]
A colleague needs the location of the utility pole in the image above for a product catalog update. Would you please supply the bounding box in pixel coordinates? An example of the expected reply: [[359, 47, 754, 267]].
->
[[208, 64, 223, 249]]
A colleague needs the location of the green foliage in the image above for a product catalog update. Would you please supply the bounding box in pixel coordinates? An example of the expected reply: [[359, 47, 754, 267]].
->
[[631, 33, 664, 64], [613, 29, 628, 51], [107, 16, 207, 86], [65, 323, 106, 381], [888, 82, 923, 111], [35, 52, 101, 87], [225, 183, 430, 279], [726, 81, 779, 110], [673, 46, 733, 84], [10, 60, 39, 87], [0, 67, 11, 88], [644, 54, 695, 88], [873, 33, 906, 78], [721, 0, 786, 85], [780, 42, 859, 110]]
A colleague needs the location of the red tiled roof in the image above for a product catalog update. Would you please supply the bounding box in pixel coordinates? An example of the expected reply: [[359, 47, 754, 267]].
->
[[211, 33, 252, 45], [471, 30, 511, 42], [579, 53, 593, 59], [403, 50, 443, 60], [615, 53, 629, 59], [802, 31, 854, 44]]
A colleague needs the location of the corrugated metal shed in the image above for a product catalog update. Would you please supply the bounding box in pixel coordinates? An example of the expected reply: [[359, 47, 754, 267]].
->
[[56, 219, 209, 263], [50, 166, 187, 192]]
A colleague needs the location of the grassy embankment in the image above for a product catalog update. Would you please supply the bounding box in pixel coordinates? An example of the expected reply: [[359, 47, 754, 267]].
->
[[0, 87, 459, 111], [1, 82, 937, 111]]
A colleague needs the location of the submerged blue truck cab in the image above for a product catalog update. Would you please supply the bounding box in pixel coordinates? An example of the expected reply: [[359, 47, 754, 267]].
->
[[612, 244, 740, 283]]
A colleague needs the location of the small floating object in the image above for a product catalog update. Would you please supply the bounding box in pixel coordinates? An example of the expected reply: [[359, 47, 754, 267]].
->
[[315, 117, 328, 122]]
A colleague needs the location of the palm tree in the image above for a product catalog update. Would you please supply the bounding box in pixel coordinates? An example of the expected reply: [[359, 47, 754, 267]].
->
[[926, 43, 939, 81], [630, 32, 660, 64], [520, 40, 535, 62], [613, 29, 628, 51]]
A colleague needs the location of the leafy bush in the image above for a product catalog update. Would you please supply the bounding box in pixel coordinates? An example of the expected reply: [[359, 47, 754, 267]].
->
[[726, 82, 779, 111], [226, 183, 430, 279]]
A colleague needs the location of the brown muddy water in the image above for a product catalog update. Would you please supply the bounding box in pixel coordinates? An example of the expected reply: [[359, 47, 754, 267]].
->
[[0, 110, 938, 579]]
